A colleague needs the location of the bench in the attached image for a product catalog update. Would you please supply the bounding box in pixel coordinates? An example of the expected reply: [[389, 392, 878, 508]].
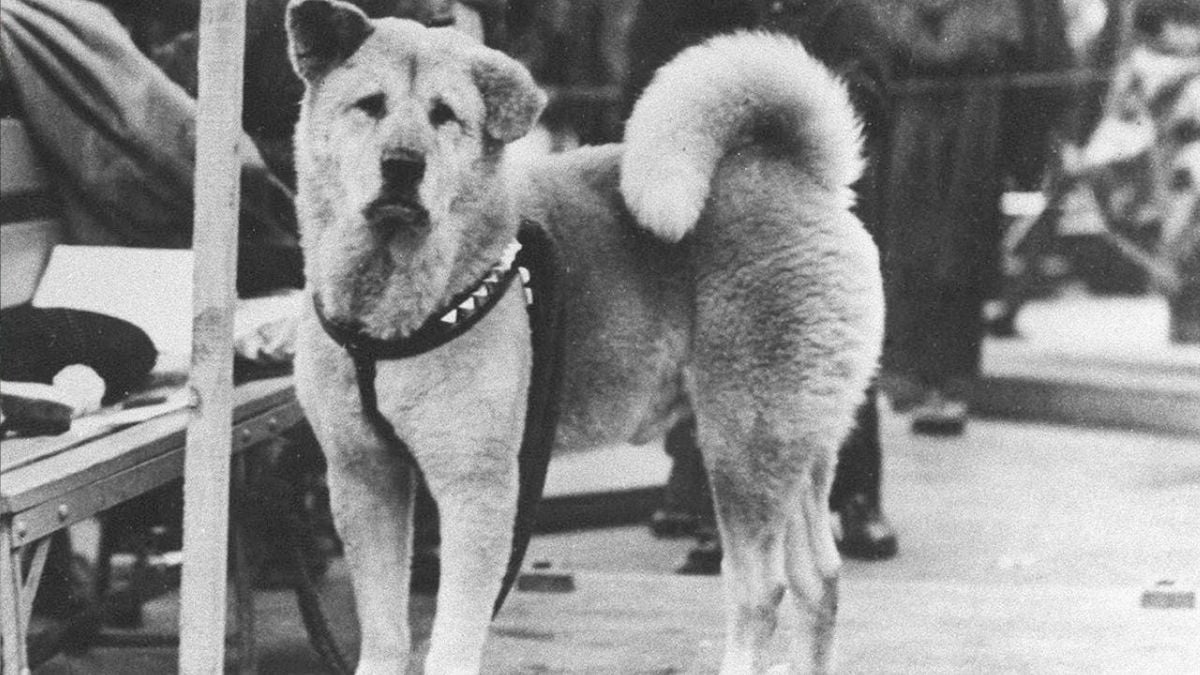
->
[[0, 116, 303, 673]]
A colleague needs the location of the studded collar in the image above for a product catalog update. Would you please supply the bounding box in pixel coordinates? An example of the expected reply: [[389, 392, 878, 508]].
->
[[312, 240, 529, 361]]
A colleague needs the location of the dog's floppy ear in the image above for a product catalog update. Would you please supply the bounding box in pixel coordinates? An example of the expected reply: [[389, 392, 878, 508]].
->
[[287, 0, 373, 81], [471, 50, 547, 143]]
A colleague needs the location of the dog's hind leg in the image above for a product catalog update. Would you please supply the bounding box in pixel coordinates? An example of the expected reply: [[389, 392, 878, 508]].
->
[[696, 414, 793, 675], [785, 458, 841, 674], [714, 517, 789, 674], [324, 446, 418, 674], [695, 399, 845, 674]]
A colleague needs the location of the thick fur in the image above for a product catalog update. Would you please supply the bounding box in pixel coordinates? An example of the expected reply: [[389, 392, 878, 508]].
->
[[286, 1, 883, 673]]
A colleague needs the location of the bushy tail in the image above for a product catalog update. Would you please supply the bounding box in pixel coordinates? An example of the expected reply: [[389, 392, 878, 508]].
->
[[620, 31, 864, 242]]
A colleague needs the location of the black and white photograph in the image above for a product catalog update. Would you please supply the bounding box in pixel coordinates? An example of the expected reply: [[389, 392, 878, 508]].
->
[[1, 0, 1197, 672]]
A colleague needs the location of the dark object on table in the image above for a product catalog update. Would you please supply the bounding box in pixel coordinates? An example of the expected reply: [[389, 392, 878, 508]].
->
[[1, 304, 158, 436], [1, 304, 157, 404]]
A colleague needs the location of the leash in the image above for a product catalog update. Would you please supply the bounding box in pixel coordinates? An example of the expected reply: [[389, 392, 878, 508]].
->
[[303, 219, 565, 670]]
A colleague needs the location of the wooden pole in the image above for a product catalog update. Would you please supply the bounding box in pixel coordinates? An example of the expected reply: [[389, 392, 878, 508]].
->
[[178, 0, 246, 672]]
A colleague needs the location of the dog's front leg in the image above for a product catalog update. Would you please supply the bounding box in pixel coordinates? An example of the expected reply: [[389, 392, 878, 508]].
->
[[325, 446, 418, 674], [420, 439, 520, 675]]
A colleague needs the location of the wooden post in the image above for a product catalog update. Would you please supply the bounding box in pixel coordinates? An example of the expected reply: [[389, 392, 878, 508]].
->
[[178, 0, 246, 672]]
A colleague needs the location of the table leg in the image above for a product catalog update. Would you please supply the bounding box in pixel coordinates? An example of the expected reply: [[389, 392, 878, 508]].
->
[[1, 522, 29, 675], [230, 452, 257, 674], [17, 539, 51, 630]]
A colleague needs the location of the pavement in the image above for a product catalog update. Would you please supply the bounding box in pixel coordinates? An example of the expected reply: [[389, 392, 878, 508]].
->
[[30, 292, 1200, 673], [975, 291, 1200, 435]]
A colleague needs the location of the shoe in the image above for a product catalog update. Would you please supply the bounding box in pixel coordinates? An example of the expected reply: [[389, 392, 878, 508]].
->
[[834, 494, 898, 561], [676, 533, 722, 575], [910, 392, 967, 436]]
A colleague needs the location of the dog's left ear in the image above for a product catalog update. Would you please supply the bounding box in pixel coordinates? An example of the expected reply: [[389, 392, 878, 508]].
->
[[471, 50, 547, 143], [287, 0, 373, 81]]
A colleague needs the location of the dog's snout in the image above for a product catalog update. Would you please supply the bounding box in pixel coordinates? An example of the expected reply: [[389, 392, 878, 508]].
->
[[381, 149, 426, 190], [366, 148, 430, 231]]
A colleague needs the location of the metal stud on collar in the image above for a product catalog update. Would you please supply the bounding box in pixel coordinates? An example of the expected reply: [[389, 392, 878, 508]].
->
[[438, 241, 525, 327]]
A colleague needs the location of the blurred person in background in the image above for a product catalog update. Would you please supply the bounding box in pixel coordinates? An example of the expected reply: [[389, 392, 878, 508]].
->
[[984, 0, 1120, 339], [872, 0, 1075, 435], [506, 0, 637, 148]]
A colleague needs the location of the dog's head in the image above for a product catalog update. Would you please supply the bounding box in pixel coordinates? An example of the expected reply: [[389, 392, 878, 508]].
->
[[286, 0, 545, 337]]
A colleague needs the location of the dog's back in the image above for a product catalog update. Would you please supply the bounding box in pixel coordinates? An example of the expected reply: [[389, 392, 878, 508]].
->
[[518, 33, 883, 458]]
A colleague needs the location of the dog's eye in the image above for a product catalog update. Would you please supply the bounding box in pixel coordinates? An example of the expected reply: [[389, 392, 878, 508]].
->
[[353, 93, 387, 119], [429, 100, 458, 127]]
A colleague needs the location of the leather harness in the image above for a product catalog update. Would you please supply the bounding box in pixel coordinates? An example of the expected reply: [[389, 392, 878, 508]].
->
[[312, 219, 565, 615]]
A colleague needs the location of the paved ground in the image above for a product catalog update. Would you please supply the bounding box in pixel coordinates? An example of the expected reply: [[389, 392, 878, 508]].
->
[[34, 409, 1199, 674], [32, 293, 1200, 673], [975, 293, 1200, 435]]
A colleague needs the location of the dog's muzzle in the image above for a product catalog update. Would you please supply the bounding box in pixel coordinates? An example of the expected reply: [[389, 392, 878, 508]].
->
[[366, 149, 430, 232], [363, 198, 430, 231]]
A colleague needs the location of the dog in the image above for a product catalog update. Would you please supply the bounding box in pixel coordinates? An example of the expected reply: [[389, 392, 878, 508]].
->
[[286, 0, 883, 671]]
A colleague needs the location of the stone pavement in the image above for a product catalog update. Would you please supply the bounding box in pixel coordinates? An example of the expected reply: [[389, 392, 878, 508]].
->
[[31, 293, 1200, 673], [35, 411, 1198, 673], [975, 292, 1200, 435]]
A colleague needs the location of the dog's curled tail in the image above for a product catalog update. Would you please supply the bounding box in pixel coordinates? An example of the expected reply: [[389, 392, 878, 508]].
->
[[620, 31, 864, 242]]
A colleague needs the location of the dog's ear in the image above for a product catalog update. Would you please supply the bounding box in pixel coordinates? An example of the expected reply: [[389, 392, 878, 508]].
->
[[287, 0, 373, 81], [471, 50, 547, 143]]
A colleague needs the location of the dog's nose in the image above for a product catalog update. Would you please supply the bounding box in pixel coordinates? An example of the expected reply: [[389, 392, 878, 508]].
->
[[381, 149, 426, 191]]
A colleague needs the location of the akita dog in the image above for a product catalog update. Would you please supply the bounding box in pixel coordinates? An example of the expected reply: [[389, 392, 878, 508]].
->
[[286, 0, 883, 672]]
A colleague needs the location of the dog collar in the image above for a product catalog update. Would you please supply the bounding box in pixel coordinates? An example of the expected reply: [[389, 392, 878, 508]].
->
[[312, 240, 528, 360]]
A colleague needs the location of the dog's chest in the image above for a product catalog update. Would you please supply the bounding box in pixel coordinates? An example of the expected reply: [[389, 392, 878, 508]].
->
[[373, 290, 532, 434]]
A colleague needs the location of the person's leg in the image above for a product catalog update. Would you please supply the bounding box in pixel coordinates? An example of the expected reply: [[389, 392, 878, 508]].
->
[[828, 386, 898, 559], [911, 273, 986, 436], [880, 269, 936, 412], [650, 416, 713, 538], [664, 417, 723, 576]]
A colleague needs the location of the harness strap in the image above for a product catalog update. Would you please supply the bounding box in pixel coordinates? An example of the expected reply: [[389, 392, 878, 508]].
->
[[310, 219, 565, 618], [493, 219, 566, 615], [346, 348, 426, 480]]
